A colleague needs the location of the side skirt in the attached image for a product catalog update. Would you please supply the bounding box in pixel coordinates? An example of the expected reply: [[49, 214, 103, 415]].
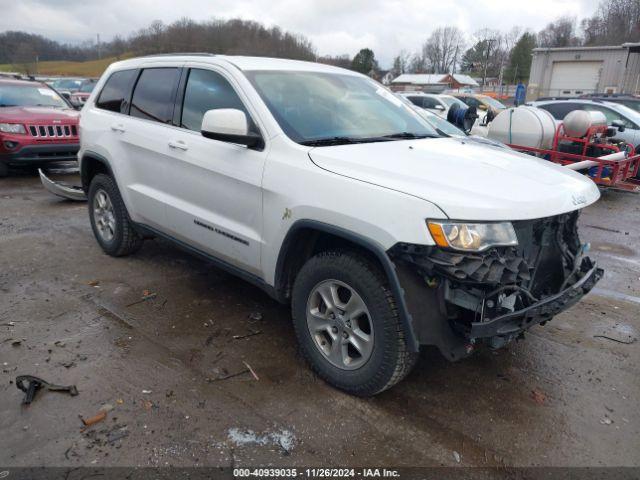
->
[[133, 223, 280, 302]]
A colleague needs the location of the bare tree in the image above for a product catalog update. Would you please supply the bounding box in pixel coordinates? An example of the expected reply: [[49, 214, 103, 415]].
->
[[317, 54, 352, 69], [11, 42, 38, 75], [537, 16, 581, 47], [582, 0, 640, 45], [391, 50, 410, 75], [421, 26, 465, 73]]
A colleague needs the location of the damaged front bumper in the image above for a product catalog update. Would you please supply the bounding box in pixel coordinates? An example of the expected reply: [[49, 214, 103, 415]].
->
[[38, 168, 87, 201], [467, 259, 601, 339], [389, 212, 603, 359]]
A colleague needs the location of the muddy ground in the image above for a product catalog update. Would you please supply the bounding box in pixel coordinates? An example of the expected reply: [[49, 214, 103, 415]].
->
[[0, 171, 638, 469]]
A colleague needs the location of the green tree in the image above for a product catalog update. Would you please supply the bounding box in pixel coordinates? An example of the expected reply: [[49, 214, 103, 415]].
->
[[351, 48, 378, 74], [460, 39, 503, 76], [505, 32, 536, 83]]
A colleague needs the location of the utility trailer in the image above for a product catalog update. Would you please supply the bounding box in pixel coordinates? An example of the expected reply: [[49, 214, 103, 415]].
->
[[490, 108, 640, 192]]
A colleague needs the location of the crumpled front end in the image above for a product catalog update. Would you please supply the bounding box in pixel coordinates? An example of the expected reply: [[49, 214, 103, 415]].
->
[[389, 211, 603, 359]]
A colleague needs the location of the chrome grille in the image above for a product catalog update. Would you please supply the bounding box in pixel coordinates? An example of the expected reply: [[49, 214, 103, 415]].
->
[[28, 124, 78, 138]]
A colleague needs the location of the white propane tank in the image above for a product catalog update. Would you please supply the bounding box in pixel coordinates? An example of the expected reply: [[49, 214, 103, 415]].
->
[[562, 110, 607, 137], [487, 106, 557, 149]]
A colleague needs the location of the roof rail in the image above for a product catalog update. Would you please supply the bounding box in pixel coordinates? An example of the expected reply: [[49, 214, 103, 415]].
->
[[140, 52, 216, 58]]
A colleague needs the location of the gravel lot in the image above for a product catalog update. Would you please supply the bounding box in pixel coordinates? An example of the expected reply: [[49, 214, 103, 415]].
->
[[1, 172, 638, 468]]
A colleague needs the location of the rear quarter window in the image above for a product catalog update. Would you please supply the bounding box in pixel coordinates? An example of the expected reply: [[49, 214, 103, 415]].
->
[[96, 69, 138, 113]]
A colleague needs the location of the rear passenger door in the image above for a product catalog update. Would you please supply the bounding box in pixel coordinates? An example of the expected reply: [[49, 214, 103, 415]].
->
[[121, 66, 182, 230], [161, 66, 267, 275], [90, 68, 139, 211]]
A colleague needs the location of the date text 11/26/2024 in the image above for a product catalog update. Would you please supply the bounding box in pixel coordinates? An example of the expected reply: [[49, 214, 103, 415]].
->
[[233, 468, 401, 478]]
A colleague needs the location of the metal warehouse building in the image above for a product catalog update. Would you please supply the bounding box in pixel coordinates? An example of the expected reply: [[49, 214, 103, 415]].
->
[[528, 43, 640, 99]]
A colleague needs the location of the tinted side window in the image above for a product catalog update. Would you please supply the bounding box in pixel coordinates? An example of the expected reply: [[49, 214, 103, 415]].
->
[[462, 97, 479, 108], [422, 97, 439, 109], [407, 96, 424, 107], [181, 69, 251, 132], [96, 69, 138, 113], [540, 103, 578, 120], [130, 68, 181, 124]]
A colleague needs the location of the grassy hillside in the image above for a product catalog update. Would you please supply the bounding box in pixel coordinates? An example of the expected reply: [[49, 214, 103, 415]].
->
[[0, 54, 131, 77]]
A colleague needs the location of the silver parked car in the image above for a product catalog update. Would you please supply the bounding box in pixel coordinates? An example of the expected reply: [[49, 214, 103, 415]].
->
[[529, 99, 640, 149], [398, 92, 466, 118]]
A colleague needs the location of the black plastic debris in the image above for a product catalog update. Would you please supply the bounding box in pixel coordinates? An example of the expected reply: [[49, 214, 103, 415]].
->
[[16, 375, 79, 405]]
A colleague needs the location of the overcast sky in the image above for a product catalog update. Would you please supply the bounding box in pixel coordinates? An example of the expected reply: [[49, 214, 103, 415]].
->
[[0, 0, 599, 66]]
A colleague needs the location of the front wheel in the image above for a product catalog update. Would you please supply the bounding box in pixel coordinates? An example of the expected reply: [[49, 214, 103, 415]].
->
[[291, 250, 418, 396], [0, 162, 8, 178]]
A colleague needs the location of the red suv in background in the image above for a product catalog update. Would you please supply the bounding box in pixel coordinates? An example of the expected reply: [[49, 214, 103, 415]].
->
[[69, 79, 97, 108], [0, 78, 80, 177]]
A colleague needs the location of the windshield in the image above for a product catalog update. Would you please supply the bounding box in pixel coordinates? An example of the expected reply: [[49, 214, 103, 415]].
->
[[414, 108, 464, 136], [53, 79, 82, 90], [479, 95, 507, 109], [79, 82, 96, 93], [245, 70, 439, 144], [439, 95, 467, 109], [0, 83, 68, 108], [609, 103, 640, 124]]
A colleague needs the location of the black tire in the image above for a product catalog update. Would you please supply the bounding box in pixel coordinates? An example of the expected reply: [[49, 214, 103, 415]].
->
[[88, 173, 143, 256], [0, 162, 8, 178], [291, 250, 418, 396]]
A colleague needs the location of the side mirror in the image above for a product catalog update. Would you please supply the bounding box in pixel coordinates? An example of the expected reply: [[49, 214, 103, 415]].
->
[[611, 119, 626, 132], [201, 109, 263, 149], [478, 104, 488, 111], [434, 104, 445, 111]]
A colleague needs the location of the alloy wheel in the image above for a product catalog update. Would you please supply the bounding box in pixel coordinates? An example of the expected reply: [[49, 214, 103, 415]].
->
[[93, 189, 116, 242], [306, 279, 374, 370]]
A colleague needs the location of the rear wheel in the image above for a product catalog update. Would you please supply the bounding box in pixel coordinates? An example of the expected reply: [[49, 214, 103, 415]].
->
[[291, 250, 418, 396], [88, 174, 143, 256]]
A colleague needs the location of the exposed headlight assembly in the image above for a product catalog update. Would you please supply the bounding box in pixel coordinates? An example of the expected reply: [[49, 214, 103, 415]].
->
[[0, 123, 26, 134], [427, 221, 518, 252]]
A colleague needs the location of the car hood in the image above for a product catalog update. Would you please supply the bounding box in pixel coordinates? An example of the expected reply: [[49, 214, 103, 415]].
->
[[309, 137, 600, 221], [0, 106, 79, 124]]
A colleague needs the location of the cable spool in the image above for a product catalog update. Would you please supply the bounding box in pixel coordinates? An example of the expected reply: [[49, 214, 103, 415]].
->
[[447, 104, 478, 133]]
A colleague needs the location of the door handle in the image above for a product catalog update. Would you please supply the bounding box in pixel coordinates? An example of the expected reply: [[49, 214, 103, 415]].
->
[[168, 140, 188, 151], [110, 124, 125, 133]]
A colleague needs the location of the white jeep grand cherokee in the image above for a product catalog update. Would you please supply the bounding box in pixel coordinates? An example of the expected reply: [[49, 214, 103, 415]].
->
[[79, 54, 603, 396]]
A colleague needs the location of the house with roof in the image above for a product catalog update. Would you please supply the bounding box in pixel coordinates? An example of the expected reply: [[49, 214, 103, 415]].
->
[[390, 73, 479, 92], [367, 69, 396, 85]]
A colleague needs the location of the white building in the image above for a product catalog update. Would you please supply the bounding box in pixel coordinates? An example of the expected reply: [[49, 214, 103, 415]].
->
[[528, 43, 640, 99]]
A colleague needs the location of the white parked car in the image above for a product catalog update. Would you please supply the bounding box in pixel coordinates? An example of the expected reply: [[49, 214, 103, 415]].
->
[[398, 92, 466, 118], [79, 54, 603, 395]]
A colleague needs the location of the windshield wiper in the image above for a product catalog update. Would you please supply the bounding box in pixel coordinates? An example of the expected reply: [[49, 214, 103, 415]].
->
[[382, 132, 438, 140], [0, 104, 17, 107], [300, 136, 392, 147]]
